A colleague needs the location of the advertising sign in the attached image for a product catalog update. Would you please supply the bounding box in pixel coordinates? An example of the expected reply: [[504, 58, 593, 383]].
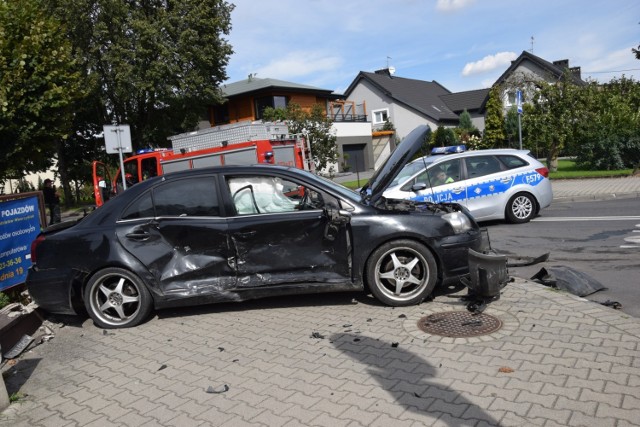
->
[[0, 196, 41, 290]]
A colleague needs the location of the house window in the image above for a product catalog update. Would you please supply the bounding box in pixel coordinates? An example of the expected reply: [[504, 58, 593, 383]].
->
[[372, 108, 389, 125], [255, 96, 288, 119]]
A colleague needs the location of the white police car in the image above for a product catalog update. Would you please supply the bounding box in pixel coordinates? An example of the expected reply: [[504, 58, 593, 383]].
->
[[383, 146, 553, 223]]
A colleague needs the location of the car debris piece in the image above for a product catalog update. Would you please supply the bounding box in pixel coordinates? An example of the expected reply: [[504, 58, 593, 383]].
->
[[530, 266, 607, 297], [506, 252, 550, 267], [206, 384, 229, 394], [600, 300, 622, 309], [310, 332, 325, 339], [3, 334, 34, 359], [460, 249, 508, 301]]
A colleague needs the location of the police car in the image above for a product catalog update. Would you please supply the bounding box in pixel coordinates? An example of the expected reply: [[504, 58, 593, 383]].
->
[[383, 146, 553, 223]]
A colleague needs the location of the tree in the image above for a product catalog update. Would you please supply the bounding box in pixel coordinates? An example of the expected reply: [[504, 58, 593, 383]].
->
[[504, 106, 520, 149], [47, 0, 235, 150], [0, 0, 85, 182], [263, 103, 337, 171], [483, 86, 506, 147]]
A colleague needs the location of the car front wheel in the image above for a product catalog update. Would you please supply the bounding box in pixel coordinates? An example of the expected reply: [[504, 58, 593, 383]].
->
[[506, 192, 536, 223], [84, 267, 153, 329], [366, 240, 437, 306]]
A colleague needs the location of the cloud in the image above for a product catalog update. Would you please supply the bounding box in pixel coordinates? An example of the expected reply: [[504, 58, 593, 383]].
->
[[462, 52, 518, 76], [254, 51, 344, 81], [435, 0, 476, 12]]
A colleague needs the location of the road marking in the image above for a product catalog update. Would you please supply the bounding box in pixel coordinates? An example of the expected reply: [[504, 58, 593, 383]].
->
[[621, 245, 640, 248], [533, 216, 640, 222]]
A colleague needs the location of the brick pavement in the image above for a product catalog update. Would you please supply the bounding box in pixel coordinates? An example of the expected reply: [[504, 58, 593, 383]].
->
[[2, 278, 639, 426]]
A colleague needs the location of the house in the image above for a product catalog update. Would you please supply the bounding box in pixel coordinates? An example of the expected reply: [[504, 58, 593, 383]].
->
[[208, 76, 374, 174], [493, 50, 586, 112]]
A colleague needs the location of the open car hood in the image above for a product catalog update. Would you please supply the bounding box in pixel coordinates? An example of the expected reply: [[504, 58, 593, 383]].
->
[[360, 125, 431, 205]]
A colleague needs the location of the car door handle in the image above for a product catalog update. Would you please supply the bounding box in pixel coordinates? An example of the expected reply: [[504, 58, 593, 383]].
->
[[126, 231, 150, 240], [451, 187, 465, 194], [500, 177, 512, 184]]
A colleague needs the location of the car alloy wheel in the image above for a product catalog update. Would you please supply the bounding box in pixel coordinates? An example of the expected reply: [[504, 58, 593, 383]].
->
[[84, 267, 152, 329], [366, 240, 437, 306], [507, 192, 535, 223]]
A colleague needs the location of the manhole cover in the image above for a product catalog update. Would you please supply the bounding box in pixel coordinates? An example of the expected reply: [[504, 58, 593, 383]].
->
[[418, 311, 503, 337]]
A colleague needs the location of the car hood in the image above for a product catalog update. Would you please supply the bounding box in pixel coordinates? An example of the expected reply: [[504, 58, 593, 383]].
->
[[360, 125, 431, 205]]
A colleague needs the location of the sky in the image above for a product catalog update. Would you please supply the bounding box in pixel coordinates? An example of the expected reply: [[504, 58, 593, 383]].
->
[[223, 0, 640, 95]]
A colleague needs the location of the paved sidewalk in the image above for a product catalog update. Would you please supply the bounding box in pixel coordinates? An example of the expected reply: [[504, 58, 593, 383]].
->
[[2, 175, 638, 426], [2, 277, 640, 426]]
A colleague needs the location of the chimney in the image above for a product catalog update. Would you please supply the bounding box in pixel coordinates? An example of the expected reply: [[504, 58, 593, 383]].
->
[[553, 59, 569, 69], [569, 66, 581, 80], [374, 68, 391, 76]]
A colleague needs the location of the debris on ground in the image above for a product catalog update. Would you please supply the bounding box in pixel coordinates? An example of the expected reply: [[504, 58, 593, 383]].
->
[[310, 332, 325, 339], [206, 384, 229, 394], [498, 367, 514, 373], [531, 266, 607, 297], [600, 300, 622, 309]]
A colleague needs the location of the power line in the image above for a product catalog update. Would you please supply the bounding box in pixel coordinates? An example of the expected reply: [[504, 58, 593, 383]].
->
[[585, 68, 640, 74]]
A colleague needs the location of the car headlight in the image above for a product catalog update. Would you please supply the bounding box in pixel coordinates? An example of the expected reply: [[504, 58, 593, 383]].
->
[[442, 211, 474, 234]]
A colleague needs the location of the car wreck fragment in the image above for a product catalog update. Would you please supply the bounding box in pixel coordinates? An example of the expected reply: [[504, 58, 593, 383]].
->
[[26, 125, 507, 328]]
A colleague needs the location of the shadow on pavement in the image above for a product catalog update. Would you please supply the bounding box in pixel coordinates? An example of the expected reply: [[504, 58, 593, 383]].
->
[[330, 333, 499, 426]]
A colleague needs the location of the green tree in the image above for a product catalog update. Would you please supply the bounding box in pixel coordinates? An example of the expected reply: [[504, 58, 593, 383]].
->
[[504, 106, 520, 149], [0, 0, 85, 183], [523, 71, 582, 170], [483, 86, 506, 147], [48, 0, 234, 150], [263, 103, 337, 171]]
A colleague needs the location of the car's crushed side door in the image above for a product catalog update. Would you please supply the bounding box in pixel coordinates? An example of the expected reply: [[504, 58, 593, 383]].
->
[[116, 176, 236, 301], [224, 174, 354, 289]]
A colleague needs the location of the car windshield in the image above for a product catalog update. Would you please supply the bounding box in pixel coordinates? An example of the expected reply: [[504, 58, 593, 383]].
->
[[391, 157, 435, 187]]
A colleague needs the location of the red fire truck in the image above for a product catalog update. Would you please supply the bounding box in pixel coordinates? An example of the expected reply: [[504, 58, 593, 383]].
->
[[93, 122, 308, 206]]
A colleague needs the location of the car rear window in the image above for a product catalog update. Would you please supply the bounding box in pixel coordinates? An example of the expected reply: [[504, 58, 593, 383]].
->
[[498, 155, 529, 169]]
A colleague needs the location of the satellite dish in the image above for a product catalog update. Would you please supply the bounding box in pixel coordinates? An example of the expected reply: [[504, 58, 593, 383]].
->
[[388, 66, 396, 75]]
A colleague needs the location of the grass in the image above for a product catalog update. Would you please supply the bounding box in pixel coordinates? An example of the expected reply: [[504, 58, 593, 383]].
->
[[337, 159, 634, 189]]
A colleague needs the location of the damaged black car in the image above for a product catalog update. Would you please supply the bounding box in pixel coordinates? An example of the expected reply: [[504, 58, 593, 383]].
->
[[27, 125, 489, 328]]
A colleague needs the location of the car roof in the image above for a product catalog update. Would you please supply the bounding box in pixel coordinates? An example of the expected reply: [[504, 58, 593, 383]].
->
[[412, 148, 531, 166]]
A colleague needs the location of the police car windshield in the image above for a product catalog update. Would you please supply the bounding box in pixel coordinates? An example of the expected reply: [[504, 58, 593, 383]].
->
[[390, 157, 435, 187]]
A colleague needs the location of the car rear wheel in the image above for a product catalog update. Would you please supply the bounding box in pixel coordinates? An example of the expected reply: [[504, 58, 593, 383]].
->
[[366, 240, 437, 306], [84, 268, 153, 329], [506, 192, 536, 224]]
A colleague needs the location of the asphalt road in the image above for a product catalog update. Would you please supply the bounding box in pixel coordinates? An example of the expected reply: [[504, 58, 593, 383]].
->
[[484, 197, 640, 318]]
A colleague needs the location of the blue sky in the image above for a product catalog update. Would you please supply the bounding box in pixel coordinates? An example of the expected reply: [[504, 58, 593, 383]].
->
[[224, 0, 640, 94]]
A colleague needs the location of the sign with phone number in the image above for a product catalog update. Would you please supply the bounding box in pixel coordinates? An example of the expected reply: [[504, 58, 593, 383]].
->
[[0, 196, 41, 291]]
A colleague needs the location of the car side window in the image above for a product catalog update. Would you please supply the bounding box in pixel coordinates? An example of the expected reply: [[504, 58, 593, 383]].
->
[[153, 177, 220, 217], [121, 192, 155, 220], [498, 155, 529, 169], [227, 175, 324, 215], [409, 159, 461, 188], [466, 155, 502, 178]]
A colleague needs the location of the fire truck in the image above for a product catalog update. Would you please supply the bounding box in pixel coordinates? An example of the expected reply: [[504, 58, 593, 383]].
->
[[93, 121, 308, 206]]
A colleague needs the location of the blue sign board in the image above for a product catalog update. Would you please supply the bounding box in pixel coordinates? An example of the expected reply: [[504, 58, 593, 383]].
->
[[0, 196, 41, 290], [516, 90, 523, 114]]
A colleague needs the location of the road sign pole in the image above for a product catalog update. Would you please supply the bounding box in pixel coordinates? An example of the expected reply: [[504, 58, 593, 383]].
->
[[518, 113, 523, 150], [516, 89, 523, 150], [111, 126, 128, 190]]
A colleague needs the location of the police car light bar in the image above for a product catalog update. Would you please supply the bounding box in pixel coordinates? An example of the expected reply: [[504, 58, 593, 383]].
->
[[431, 145, 466, 155]]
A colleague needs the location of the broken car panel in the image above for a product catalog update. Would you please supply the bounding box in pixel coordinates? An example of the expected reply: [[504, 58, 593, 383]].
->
[[27, 125, 496, 329]]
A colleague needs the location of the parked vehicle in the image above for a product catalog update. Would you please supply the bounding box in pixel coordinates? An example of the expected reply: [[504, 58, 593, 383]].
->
[[27, 125, 493, 328], [93, 121, 307, 206], [383, 147, 552, 223]]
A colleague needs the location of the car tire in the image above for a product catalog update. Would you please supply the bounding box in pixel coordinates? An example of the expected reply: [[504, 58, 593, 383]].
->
[[84, 267, 153, 329], [506, 192, 536, 224], [366, 240, 437, 306]]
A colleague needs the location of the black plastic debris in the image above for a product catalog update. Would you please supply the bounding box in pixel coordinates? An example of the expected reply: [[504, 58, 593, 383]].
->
[[466, 300, 487, 315], [600, 300, 622, 309], [158, 364, 167, 371], [531, 266, 607, 297], [391, 342, 399, 348], [310, 332, 325, 339], [218, 347, 225, 352], [398, 314, 407, 319], [3, 334, 34, 359], [507, 253, 550, 267], [206, 384, 229, 394], [461, 249, 508, 301]]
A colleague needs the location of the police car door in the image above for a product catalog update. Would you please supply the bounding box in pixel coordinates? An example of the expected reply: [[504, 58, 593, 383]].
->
[[463, 154, 512, 220], [408, 159, 467, 206]]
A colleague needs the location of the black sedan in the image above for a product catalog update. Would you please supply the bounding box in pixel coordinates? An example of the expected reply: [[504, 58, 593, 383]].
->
[[27, 126, 488, 328]]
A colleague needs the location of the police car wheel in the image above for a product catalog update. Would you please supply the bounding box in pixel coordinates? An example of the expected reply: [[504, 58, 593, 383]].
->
[[506, 192, 536, 224], [366, 240, 437, 306], [84, 267, 153, 329]]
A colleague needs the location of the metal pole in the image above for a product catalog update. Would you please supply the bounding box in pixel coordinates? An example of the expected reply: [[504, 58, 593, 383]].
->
[[518, 113, 523, 150], [112, 126, 128, 190]]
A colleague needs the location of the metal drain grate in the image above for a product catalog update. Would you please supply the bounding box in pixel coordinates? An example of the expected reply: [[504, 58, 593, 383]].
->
[[418, 311, 503, 338]]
